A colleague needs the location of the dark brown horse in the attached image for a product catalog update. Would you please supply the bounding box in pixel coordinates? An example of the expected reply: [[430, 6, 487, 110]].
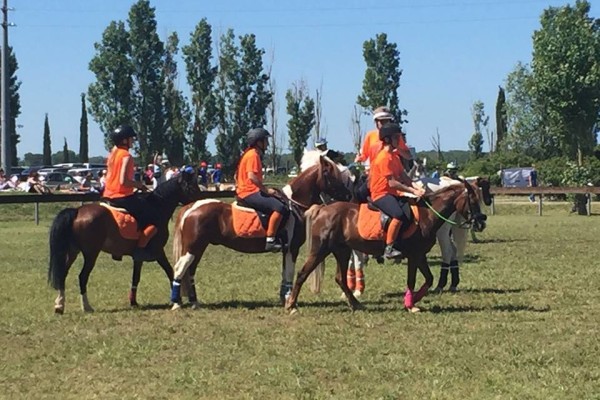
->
[[169, 151, 355, 309], [285, 179, 488, 314], [48, 170, 202, 314]]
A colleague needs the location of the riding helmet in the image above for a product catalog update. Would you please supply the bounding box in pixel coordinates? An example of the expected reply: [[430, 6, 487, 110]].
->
[[378, 122, 402, 141], [111, 125, 137, 145], [246, 128, 271, 146]]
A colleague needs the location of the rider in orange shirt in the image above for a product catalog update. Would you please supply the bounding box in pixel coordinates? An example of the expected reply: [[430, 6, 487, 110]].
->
[[355, 106, 412, 169], [236, 128, 289, 252], [369, 122, 425, 259], [104, 125, 157, 260]]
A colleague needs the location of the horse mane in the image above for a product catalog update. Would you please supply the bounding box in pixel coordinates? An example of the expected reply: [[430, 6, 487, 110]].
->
[[424, 181, 464, 202], [299, 149, 353, 183]]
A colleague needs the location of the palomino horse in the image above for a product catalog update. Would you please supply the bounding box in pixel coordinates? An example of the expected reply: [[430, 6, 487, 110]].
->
[[169, 151, 355, 309], [48, 170, 202, 314], [417, 176, 492, 292], [285, 179, 488, 314]]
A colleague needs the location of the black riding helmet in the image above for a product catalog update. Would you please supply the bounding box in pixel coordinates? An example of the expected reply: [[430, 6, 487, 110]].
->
[[378, 122, 402, 141], [246, 127, 271, 147], [111, 125, 137, 145]]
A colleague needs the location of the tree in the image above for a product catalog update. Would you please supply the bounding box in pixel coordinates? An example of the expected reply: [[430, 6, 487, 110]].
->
[[62, 138, 70, 163], [431, 128, 443, 162], [162, 31, 190, 167], [0, 46, 21, 166], [215, 29, 272, 174], [357, 33, 406, 123], [286, 80, 315, 168], [79, 93, 89, 163], [182, 18, 217, 164], [495, 86, 507, 151], [469, 101, 487, 159], [532, 0, 600, 160], [265, 52, 283, 172], [349, 105, 363, 154], [43, 114, 51, 165], [88, 20, 134, 150], [312, 81, 326, 146], [128, 0, 166, 163]]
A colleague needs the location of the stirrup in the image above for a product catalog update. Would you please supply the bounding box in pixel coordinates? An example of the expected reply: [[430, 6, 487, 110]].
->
[[265, 239, 282, 252]]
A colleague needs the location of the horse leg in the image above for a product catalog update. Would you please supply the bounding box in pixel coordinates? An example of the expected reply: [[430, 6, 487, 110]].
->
[[413, 254, 434, 304], [353, 251, 366, 297], [449, 260, 460, 293], [435, 225, 452, 294], [154, 249, 175, 298], [54, 249, 79, 314], [170, 244, 206, 310], [285, 249, 330, 314], [79, 251, 100, 313], [404, 256, 420, 313], [129, 260, 143, 307], [333, 247, 363, 311], [186, 261, 201, 309], [279, 250, 295, 305]]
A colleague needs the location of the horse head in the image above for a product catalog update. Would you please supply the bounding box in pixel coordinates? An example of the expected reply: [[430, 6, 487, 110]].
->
[[474, 176, 493, 206], [176, 168, 204, 204], [455, 179, 487, 232], [297, 150, 354, 203]]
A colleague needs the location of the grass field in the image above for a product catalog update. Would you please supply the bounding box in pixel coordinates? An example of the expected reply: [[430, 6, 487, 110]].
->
[[1, 200, 599, 399]]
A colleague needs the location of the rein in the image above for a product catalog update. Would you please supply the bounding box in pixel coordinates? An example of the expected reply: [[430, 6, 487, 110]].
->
[[424, 182, 477, 229]]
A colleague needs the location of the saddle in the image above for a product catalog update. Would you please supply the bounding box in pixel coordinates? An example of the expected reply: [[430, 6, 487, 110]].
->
[[357, 198, 420, 241], [232, 197, 291, 240], [99, 202, 140, 240]]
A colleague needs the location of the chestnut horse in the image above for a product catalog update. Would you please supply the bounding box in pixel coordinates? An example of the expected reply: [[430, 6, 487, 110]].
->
[[285, 179, 488, 314], [169, 151, 354, 309], [48, 170, 202, 314]]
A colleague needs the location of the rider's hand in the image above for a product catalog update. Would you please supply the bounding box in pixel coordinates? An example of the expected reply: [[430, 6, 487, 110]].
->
[[267, 187, 276, 196], [412, 187, 426, 197]]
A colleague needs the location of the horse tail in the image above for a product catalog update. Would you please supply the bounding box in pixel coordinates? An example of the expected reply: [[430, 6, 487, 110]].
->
[[48, 208, 78, 290], [305, 205, 325, 294]]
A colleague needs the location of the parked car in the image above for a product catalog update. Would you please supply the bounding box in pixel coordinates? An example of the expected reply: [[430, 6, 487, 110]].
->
[[44, 172, 79, 191]]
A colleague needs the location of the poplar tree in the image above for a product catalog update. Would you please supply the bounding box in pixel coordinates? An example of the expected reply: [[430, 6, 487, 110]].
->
[[43, 114, 51, 165], [79, 93, 89, 163], [286, 81, 315, 168]]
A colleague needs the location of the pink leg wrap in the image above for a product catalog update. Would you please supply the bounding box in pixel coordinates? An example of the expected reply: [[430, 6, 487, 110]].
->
[[404, 288, 414, 309], [413, 284, 430, 303]]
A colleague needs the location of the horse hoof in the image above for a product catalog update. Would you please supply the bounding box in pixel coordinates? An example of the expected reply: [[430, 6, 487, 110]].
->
[[406, 306, 421, 313], [449, 286, 458, 293], [353, 290, 363, 298], [83, 307, 95, 313], [340, 292, 348, 300], [190, 301, 201, 310], [171, 303, 182, 311], [130, 302, 139, 308], [432, 287, 443, 295], [54, 307, 64, 315], [289, 307, 299, 316]]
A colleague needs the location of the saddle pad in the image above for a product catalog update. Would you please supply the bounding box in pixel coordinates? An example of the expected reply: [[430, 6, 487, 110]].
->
[[99, 203, 139, 240], [231, 202, 266, 238], [357, 203, 420, 241]]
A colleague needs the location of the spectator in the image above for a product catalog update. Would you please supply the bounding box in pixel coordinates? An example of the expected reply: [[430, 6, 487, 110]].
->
[[97, 170, 107, 195], [529, 164, 538, 202], [26, 171, 50, 194], [0, 168, 15, 190], [198, 161, 209, 188], [212, 163, 222, 191], [77, 172, 97, 192], [165, 165, 179, 180]]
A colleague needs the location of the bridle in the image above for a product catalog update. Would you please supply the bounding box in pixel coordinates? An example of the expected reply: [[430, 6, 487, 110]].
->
[[423, 180, 486, 230]]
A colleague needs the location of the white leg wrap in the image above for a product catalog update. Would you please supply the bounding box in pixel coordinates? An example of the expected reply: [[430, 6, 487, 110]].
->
[[173, 252, 196, 280]]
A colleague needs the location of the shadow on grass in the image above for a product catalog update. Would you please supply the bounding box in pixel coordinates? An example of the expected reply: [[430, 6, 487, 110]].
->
[[382, 287, 525, 299], [427, 254, 483, 265], [427, 304, 550, 313]]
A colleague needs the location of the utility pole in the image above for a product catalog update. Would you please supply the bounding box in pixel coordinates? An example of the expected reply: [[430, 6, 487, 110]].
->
[[0, 0, 11, 174]]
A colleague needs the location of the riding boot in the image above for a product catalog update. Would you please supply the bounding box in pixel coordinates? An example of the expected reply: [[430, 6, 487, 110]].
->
[[436, 262, 450, 292], [384, 219, 402, 259], [449, 260, 460, 292], [265, 211, 283, 252]]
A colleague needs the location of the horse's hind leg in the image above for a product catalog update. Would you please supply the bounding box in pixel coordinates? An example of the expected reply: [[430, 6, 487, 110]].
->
[[414, 254, 434, 304], [79, 251, 100, 312], [129, 259, 144, 307], [286, 249, 330, 314], [54, 248, 79, 314], [404, 256, 420, 313], [333, 247, 363, 311], [170, 244, 206, 310]]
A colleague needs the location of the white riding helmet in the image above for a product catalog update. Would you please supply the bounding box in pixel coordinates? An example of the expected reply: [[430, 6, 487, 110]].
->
[[372, 106, 394, 122], [315, 138, 327, 147], [446, 162, 458, 170]]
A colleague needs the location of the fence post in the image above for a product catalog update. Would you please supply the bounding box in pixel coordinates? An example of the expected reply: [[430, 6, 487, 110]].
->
[[34, 202, 39, 225], [587, 193, 592, 216], [538, 195, 543, 216], [490, 196, 495, 216]]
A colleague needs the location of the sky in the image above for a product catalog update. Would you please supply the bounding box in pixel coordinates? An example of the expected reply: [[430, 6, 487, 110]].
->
[[8, 0, 592, 160]]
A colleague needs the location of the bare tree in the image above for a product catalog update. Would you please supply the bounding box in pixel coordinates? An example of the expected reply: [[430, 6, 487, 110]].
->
[[350, 105, 363, 154], [431, 127, 443, 161], [265, 50, 283, 172], [312, 80, 326, 146]]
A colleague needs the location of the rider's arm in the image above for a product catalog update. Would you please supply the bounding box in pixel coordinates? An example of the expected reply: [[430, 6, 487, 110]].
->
[[247, 171, 273, 194], [120, 156, 145, 190], [388, 176, 424, 196]]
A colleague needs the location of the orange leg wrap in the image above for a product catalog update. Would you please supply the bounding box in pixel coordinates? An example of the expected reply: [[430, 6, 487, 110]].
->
[[355, 269, 365, 292], [386, 219, 402, 246], [346, 268, 356, 291], [266, 211, 283, 237], [137, 225, 158, 248]]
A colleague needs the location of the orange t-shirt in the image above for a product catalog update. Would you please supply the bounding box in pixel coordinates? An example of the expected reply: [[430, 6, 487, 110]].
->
[[369, 148, 404, 201], [104, 146, 135, 199], [236, 148, 263, 199], [357, 129, 410, 164]]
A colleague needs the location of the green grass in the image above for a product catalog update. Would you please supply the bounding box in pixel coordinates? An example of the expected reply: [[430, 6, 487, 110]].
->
[[1, 202, 599, 399]]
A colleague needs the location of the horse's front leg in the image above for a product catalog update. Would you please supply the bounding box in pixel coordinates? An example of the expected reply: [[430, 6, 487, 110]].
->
[[280, 249, 296, 305], [404, 256, 420, 313], [129, 259, 143, 307], [286, 249, 329, 314], [79, 252, 100, 313]]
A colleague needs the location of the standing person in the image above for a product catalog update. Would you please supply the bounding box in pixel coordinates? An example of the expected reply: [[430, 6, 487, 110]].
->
[[443, 162, 460, 180], [103, 125, 157, 259], [236, 128, 289, 252], [370, 122, 425, 259], [212, 163, 222, 191], [152, 153, 163, 185], [198, 161, 209, 188], [528, 165, 538, 202]]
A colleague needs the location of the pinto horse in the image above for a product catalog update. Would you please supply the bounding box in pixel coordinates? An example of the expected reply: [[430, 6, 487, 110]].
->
[[169, 151, 354, 309], [48, 170, 202, 314], [285, 179, 488, 314]]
